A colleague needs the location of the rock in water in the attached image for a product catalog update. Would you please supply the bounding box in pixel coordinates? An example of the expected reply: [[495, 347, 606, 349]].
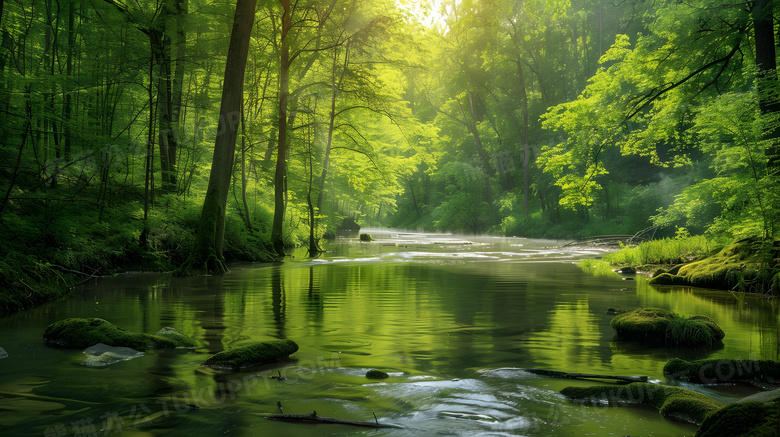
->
[[201, 340, 299, 370], [42, 318, 176, 350], [0, 347, 7, 359], [366, 369, 389, 379], [610, 308, 725, 346], [154, 327, 199, 348], [83, 343, 144, 368]]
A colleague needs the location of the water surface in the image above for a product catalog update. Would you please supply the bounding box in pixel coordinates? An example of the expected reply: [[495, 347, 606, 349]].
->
[[1, 230, 777, 436]]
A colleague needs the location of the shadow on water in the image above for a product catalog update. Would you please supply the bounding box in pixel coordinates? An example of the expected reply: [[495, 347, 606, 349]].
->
[[0, 231, 776, 435]]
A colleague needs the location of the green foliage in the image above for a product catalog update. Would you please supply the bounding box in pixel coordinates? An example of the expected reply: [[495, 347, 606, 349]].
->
[[577, 259, 619, 277], [602, 236, 723, 266]]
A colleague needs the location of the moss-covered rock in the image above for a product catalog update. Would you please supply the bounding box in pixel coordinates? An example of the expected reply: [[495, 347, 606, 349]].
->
[[649, 273, 689, 286], [610, 307, 675, 340], [695, 401, 780, 437], [610, 308, 724, 346], [366, 369, 389, 379], [665, 238, 779, 293], [663, 358, 780, 385], [154, 327, 199, 348], [201, 340, 299, 369], [43, 318, 177, 350], [560, 382, 723, 424]]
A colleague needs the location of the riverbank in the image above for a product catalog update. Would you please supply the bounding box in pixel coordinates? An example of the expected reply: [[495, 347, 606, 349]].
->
[[580, 235, 780, 295]]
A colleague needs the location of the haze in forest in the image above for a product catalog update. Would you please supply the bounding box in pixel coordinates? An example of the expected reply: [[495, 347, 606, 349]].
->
[[1, 0, 778, 304]]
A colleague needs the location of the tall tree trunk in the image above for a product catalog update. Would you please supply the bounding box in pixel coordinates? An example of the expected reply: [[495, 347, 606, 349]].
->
[[317, 44, 349, 211], [517, 62, 530, 212], [753, 0, 780, 171], [63, 0, 75, 161], [169, 0, 187, 189], [459, 92, 492, 202], [272, 0, 291, 257], [153, 27, 175, 190], [240, 105, 252, 229], [178, 0, 257, 275]]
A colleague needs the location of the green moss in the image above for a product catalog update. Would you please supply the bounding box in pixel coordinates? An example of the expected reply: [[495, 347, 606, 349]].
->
[[610, 308, 724, 346], [154, 327, 199, 348], [676, 238, 777, 292], [663, 358, 780, 384], [366, 369, 389, 379], [695, 401, 780, 437], [201, 340, 299, 369], [560, 382, 723, 424], [610, 307, 675, 340], [42, 318, 176, 350], [653, 268, 668, 277], [649, 273, 689, 285]]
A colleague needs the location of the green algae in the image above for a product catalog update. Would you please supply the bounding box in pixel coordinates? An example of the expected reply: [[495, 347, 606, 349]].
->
[[201, 340, 299, 370], [560, 382, 723, 424], [42, 318, 182, 350]]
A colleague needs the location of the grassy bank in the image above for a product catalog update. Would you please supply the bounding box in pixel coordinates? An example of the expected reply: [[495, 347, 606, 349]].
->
[[0, 195, 285, 316], [579, 235, 780, 294]]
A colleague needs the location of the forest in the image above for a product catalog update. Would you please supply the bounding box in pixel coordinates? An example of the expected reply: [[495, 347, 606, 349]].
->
[[1, 0, 779, 311]]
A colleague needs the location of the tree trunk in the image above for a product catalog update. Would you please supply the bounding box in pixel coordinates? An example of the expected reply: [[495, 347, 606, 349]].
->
[[317, 44, 349, 211], [63, 0, 75, 161], [240, 106, 252, 229], [752, 0, 780, 171], [177, 0, 257, 275], [272, 0, 291, 257], [517, 62, 530, 212]]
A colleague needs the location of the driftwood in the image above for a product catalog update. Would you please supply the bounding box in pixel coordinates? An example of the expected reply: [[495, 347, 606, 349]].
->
[[264, 410, 401, 428], [523, 368, 649, 383]]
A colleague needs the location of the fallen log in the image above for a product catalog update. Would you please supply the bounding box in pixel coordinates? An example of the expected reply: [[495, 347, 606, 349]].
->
[[523, 368, 649, 383], [263, 411, 401, 428]]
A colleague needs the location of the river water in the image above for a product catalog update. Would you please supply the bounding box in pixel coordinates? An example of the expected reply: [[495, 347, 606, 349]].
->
[[1, 230, 778, 436]]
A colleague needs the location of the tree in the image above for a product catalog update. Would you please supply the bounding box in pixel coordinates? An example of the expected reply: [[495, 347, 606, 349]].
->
[[178, 0, 257, 274]]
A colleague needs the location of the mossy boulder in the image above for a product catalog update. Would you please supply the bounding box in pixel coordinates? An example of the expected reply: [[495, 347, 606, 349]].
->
[[610, 308, 724, 346], [201, 340, 299, 370], [154, 327, 199, 348], [561, 382, 723, 424], [695, 401, 780, 437], [663, 358, 780, 385], [366, 369, 389, 379], [43, 318, 178, 350], [649, 273, 689, 286], [653, 238, 779, 292]]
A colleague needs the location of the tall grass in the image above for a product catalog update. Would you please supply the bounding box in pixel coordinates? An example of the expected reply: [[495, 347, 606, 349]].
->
[[602, 235, 727, 266]]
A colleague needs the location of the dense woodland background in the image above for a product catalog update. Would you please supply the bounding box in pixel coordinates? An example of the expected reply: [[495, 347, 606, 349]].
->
[[1, 0, 779, 308]]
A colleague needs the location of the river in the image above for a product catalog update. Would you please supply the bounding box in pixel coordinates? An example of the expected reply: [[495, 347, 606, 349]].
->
[[1, 230, 778, 436]]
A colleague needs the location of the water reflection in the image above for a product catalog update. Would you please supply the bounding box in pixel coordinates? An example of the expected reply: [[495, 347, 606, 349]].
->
[[0, 234, 777, 436]]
